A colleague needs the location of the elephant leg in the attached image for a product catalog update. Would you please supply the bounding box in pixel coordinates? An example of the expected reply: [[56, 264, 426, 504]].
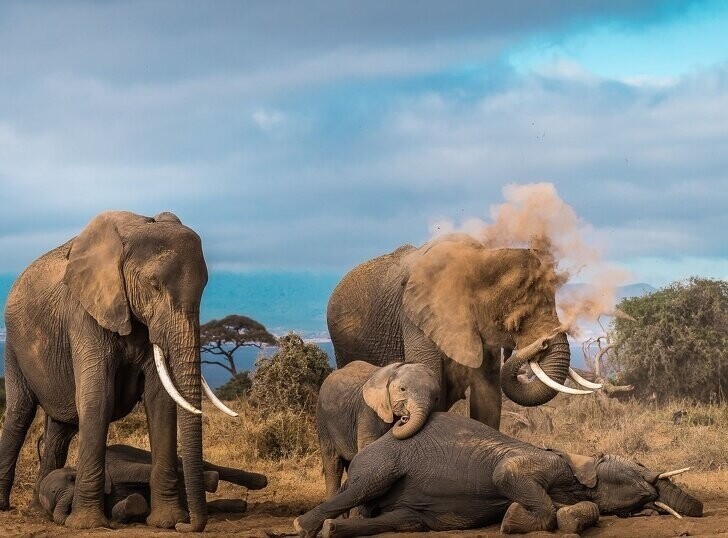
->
[[556, 501, 600, 533], [319, 431, 344, 499], [0, 347, 38, 510], [321, 508, 427, 538], [143, 369, 187, 529], [294, 458, 400, 538], [65, 356, 114, 529], [33, 416, 77, 513], [468, 349, 502, 429], [111, 493, 150, 523], [494, 458, 557, 534], [206, 498, 247, 514], [201, 461, 267, 491]]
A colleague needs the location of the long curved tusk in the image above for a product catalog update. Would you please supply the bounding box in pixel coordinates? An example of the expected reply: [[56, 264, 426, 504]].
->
[[153, 344, 202, 415], [654, 501, 682, 519], [657, 467, 691, 480], [201, 375, 239, 417], [529, 361, 596, 395], [568, 368, 603, 390]]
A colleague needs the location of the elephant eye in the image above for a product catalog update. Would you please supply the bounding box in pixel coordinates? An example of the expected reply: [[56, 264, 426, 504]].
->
[[149, 277, 161, 291], [400, 386, 406, 391]]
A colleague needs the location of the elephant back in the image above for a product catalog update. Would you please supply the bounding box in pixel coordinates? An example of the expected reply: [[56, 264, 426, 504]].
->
[[328, 245, 415, 368]]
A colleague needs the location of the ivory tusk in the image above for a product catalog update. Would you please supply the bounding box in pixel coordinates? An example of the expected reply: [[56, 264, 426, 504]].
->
[[153, 345, 202, 415], [568, 368, 603, 390], [202, 375, 239, 417], [529, 361, 596, 395], [657, 467, 691, 480], [654, 501, 682, 519]]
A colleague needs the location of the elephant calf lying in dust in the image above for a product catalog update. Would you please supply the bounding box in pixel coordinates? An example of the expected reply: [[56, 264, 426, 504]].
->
[[295, 412, 702, 538], [316, 361, 439, 498], [38, 444, 268, 525]]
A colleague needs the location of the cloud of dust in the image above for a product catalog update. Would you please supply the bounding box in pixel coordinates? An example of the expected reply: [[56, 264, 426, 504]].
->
[[430, 183, 631, 337]]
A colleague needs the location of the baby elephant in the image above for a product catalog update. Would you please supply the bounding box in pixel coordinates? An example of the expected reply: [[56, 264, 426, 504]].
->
[[39, 444, 267, 525], [296, 412, 702, 537], [317, 361, 439, 498]]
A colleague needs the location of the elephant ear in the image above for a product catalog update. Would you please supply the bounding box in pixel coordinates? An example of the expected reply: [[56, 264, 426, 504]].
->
[[403, 236, 484, 369], [363, 363, 402, 423], [553, 449, 598, 488], [64, 213, 132, 335]]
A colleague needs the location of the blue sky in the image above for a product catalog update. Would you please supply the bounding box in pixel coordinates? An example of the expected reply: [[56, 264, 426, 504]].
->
[[1, 0, 727, 286]]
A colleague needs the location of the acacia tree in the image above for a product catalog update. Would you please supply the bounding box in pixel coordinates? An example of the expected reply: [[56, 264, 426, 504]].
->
[[613, 277, 728, 402], [200, 314, 277, 376]]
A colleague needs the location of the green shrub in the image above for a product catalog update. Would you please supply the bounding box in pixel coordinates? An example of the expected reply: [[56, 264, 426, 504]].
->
[[250, 333, 332, 416], [614, 277, 728, 402], [215, 371, 253, 400]]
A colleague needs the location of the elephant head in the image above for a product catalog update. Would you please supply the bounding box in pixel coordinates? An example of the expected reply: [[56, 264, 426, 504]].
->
[[63, 210, 228, 531], [363, 363, 439, 439], [556, 451, 703, 518], [39, 468, 79, 525], [402, 233, 590, 407]]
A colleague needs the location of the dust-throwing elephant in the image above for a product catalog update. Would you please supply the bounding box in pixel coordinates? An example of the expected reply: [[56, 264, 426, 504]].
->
[[317, 361, 439, 498], [0, 211, 237, 531], [328, 234, 597, 429], [38, 444, 267, 525], [294, 412, 702, 537]]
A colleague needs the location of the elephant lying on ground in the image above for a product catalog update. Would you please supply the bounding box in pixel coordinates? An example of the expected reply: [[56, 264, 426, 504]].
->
[[38, 444, 267, 525], [295, 413, 701, 537], [317, 361, 439, 498], [328, 234, 601, 431]]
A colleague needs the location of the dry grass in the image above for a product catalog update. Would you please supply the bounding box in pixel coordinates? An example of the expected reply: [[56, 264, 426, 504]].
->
[[501, 393, 728, 501]]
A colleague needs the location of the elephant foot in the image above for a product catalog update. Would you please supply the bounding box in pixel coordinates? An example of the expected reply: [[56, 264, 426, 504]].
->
[[112, 494, 150, 523], [557, 501, 600, 534], [147, 502, 188, 529], [294, 514, 322, 538], [500, 502, 555, 534], [322, 518, 336, 538], [65, 507, 110, 529], [203, 470, 219, 493], [0, 493, 10, 511]]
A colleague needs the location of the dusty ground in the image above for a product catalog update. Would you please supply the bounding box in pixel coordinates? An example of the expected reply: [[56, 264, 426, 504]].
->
[[2, 396, 728, 537], [0, 481, 726, 538]]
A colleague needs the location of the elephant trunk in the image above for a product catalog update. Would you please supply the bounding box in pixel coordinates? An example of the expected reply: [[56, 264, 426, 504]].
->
[[655, 478, 703, 517], [168, 316, 208, 532], [392, 397, 434, 439], [53, 488, 74, 525], [501, 332, 571, 407]]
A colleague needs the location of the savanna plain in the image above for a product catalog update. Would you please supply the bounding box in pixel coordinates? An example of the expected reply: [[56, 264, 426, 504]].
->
[[0, 393, 727, 537]]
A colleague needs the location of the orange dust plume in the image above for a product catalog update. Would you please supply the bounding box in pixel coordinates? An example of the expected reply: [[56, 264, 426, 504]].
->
[[430, 183, 631, 337]]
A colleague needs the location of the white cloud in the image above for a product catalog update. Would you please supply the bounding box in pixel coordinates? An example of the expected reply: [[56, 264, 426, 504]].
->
[[252, 109, 286, 131]]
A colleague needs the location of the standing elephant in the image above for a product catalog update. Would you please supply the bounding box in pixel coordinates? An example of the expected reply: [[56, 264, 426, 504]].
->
[[317, 361, 439, 498], [38, 444, 267, 525], [327, 234, 598, 429], [294, 412, 702, 538], [0, 211, 236, 531]]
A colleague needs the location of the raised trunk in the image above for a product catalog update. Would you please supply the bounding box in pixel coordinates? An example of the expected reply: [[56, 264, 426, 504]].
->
[[391, 397, 433, 439], [168, 317, 208, 532], [500, 332, 571, 407], [655, 478, 703, 517]]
